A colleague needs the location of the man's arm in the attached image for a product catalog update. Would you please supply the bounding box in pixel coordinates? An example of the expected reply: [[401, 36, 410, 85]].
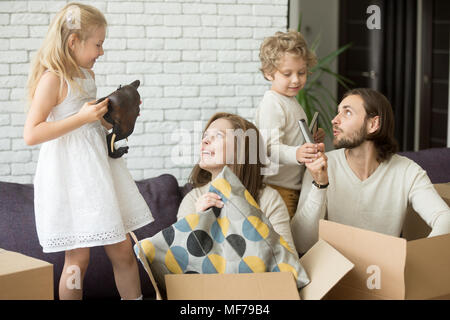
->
[[290, 168, 328, 253], [408, 168, 450, 237]]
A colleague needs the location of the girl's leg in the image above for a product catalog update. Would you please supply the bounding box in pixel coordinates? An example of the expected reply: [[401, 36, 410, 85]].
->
[[59, 247, 90, 300], [104, 234, 142, 300]]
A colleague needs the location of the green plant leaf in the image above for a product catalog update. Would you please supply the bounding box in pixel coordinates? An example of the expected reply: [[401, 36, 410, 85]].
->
[[321, 66, 355, 90], [297, 90, 312, 121], [310, 33, 321, 53], [307, 94, 333, 134], [296, 11, 353, 138], [316, 81, 338, 105], [297, 12, 302, 32], [310, 43, 353, 72]]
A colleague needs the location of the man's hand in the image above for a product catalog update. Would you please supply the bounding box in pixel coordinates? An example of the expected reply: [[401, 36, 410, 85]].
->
[[305, 152, 328, 186], [296, 142, 325, 164]]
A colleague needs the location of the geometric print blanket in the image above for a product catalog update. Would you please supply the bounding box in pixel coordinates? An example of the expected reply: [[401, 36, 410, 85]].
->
[[134, 166, 310, 291]]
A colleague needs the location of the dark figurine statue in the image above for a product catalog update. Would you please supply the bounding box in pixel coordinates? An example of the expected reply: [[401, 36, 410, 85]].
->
[[96, 80, 141, 158]]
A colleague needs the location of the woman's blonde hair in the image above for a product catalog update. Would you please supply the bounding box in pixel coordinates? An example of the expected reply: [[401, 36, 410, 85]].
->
[[189, 113, 266, 203], [259, 29, 317, 80], [27, 2, 107, 106]]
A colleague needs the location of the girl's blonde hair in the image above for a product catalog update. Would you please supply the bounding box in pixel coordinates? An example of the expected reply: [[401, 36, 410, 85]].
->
[[259, 29, 317, 81], [27, 2, 107, 106]]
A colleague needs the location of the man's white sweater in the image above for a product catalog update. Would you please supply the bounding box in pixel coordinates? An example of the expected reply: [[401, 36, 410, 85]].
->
[[291, 148, 450, 253]]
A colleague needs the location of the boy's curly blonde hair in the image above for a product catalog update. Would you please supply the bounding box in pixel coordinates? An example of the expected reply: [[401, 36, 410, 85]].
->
[[259, 29, 317, 80]]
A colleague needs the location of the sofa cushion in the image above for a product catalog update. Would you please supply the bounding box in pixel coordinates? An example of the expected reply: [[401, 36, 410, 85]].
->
[[398, 148, 450, 183], [0, 174, 183, 300], [134, 174, 182, 239]]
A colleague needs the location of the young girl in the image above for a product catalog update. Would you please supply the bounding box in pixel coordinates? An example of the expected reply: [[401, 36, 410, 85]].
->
[[255, 30, 326, 219], [24, 3, 153, 300], [177, 112, 298, 257]]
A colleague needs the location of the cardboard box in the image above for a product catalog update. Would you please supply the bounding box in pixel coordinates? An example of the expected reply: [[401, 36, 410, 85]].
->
[[135, 181, 450, 301], [166, 272, 301, 300], [319, 220, 450, 300], [0, 249, 53, 300], [402, 183, 450, 241], [165, 239, 354, 300], [132, 237, 354, 300]]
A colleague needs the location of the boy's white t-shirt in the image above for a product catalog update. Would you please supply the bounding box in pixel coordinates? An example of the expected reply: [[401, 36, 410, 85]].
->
[[255, 90, 307, 190]]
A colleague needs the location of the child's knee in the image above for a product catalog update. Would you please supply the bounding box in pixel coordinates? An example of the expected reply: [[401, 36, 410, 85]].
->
[[106, 240, 136, 266], [64, 248, 90, 272]]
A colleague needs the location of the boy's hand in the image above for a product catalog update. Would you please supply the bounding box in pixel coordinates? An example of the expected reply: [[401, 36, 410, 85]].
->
[[314, 128, 326, 144], [296, 142, 325, 164]]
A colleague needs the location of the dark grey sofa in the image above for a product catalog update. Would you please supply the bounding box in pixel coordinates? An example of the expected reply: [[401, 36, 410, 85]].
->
[[0, 173, 192, 300], [0, 148, 449, 299]]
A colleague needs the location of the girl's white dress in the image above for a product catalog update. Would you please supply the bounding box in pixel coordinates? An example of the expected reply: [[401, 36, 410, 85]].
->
[[34, 68, 154, 253]]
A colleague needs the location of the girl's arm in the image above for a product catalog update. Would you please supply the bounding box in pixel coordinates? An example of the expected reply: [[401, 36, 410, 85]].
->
[[24, 72, 108, 146], [86, 69, 113, 131]]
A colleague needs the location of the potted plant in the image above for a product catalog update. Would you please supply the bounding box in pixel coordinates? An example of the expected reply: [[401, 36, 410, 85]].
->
[[296, 13, 354, 136]]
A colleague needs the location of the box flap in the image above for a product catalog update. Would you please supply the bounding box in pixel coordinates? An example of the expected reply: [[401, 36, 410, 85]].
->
[[0, 249, 53, 300], [318, 220, 407, 300], [165, 272, 300, 300], [434, 183, 450, 204], [129, 232, 163, 300], [405, 233, 450, 300], [402, 204, 432, 241], [299, 239, 354, 300], [0, 249, 52, 276], [402, 183, 450, 241]]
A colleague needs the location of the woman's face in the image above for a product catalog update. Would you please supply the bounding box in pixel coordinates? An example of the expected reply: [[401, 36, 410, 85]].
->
[[199, 118, 235, 177]]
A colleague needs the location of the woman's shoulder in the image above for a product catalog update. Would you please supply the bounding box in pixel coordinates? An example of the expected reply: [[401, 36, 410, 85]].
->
[[183, 183, 210, 201], [177, 183, 210, 220], [259, 185, 283, 204]]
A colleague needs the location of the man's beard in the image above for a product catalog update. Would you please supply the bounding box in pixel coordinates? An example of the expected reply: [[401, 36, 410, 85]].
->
[[333, 122, 368, 149]]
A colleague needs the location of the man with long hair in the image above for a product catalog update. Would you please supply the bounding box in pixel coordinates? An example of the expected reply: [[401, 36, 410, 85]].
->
[[291, 88, 450, 253]]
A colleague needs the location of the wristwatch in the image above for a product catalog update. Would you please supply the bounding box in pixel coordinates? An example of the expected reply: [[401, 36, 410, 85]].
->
[[312, 180, 329, 189]]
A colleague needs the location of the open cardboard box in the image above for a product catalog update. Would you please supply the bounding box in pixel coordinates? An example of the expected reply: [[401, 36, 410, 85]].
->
[[133, 230, 355, 300], [321, 220, 450, 300], [402, 183, 450, 241], [164, 217, 450, 300], [323, 183, 450, 300], [134, 183, 450, 300], [0, 249, 53, 300], [165, 238, 355, 300]]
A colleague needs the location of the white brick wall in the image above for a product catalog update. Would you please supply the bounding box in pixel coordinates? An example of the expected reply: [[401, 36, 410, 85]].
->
[[0, 0, 288, 185]]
